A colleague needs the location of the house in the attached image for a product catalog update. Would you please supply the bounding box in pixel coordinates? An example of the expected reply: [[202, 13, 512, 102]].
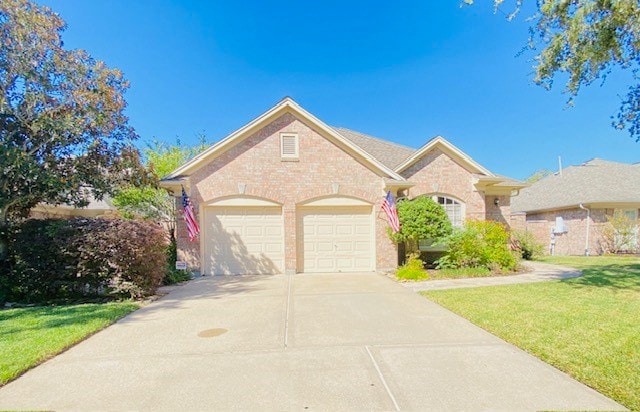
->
[[160, 97, 526, 275], [510, 159, 640, 255], [30, 194, 116, 219]]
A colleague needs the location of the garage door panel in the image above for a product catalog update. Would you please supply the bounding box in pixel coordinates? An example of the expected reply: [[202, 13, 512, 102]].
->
[[336, 225, 353, 235], [300, 206, 373, 273], [204, 206, 284, 275]]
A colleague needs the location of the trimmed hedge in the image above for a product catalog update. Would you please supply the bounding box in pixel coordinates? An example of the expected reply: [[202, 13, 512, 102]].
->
[[4, 218, 167, 303]]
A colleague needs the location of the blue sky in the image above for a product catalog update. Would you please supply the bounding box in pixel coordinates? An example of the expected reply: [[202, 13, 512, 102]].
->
[[41, 0, 638, 180]]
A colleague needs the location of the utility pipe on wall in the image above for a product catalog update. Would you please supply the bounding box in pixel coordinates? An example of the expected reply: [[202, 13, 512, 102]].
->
[[579, 203, 591, 256]]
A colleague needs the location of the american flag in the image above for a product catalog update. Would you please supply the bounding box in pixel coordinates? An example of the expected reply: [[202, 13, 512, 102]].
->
[[181, 186, 200, 241], [382, 191, 400, 233]]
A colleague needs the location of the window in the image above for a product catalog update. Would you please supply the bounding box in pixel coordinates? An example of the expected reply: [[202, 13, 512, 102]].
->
[[436, 196, 463, 227], [280, 133, 298, 159]]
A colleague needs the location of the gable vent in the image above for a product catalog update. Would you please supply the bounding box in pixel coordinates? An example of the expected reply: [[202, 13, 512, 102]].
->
[[281, 133, 299, 158]]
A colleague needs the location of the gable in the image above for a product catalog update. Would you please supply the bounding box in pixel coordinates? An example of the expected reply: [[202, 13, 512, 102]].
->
[[163, 98, 404, 183], [190, 113, 397, 204], [395, 136, 493, 177]]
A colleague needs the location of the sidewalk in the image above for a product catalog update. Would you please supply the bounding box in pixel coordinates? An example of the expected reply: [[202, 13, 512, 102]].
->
[[407, 261, 582, 292]]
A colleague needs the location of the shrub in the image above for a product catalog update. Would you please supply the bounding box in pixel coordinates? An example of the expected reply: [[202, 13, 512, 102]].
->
[[389, 196, 452, 255], [600, 211, 639, 254], [396, 253, 429, 281], [436, 220, 518, 272], [6, 218, 168, 303], [163, 267, 192, 285], [511, 230, 544, 260]]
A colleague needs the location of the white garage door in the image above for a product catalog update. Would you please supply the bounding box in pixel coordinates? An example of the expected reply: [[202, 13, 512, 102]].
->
[[300, 206, 373, 273], [203, 206, 284, 275]]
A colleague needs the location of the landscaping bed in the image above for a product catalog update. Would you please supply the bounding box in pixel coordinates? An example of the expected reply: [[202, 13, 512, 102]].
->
[[422, 256, 640, 411]]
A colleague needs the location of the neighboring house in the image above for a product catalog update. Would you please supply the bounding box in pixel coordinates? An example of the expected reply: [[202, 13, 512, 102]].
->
[[511, 159, 640, 256], [30, 194, 116, 219], [160, 97, 526, 275]]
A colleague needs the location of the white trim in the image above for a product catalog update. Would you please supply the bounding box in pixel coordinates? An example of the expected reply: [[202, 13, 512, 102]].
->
[[207, 196, 282, 207], [298, 196, 372, 207], [394, 136, 494, 176], [165, 97, 405, 181]]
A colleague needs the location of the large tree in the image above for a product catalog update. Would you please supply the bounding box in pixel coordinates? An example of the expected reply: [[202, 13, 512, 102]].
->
[[0, 0, 142, 259], [112, 139, 209, 228], [469, 0, 640, 140]]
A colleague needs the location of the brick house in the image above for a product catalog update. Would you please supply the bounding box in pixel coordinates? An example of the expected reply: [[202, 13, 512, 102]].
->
[[510, 159, 640, 255], [160, 97, 525, 275]]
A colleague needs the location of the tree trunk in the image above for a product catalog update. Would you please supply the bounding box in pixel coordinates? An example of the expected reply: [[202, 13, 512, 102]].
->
[[0, 207, 9, 264]]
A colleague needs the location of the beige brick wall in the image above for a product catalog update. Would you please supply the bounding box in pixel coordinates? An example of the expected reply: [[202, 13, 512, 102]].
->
[[178, 113, 397, 274], [485, 194, 512, 227]]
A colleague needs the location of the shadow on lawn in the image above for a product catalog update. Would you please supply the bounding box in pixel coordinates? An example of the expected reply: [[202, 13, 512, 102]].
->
[[563, 263, 640, 291]]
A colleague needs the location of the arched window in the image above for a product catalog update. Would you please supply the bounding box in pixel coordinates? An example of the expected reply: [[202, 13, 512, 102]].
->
[[436, 196, 464, 227]]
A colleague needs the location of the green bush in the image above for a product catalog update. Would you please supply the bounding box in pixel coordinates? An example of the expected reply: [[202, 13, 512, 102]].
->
[[436, 220, 518, 272], [5, 218, 168, 303], [389, 196, 452, 253], [163, 268, 192, 285], [396, 253, 429, 281], [511, 230, 544, 260]]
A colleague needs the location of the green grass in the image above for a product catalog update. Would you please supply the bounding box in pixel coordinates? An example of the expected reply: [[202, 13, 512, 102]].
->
[[427, 266, 492, 279], [0, 302, 139, 385], [422, 256, 640, 411]]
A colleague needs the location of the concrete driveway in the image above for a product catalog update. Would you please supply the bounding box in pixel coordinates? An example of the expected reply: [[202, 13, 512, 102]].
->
[[0, 273, 625, 411]]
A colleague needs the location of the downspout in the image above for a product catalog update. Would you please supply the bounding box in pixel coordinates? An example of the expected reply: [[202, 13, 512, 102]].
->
[[579, 203, 591, 256]]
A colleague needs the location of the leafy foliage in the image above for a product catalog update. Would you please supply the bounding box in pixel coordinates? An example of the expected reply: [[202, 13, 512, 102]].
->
[[389, 196, 452, 253], [436, 220, 518, 271], [144, 137, 209, 179], [511, 229, 545, 259], [468, 0, 640, 141], [0, 0, 146, 260], [599, 210, 639, 253], [395, 252, 429, 281], [525, 169, 553, 183], [4, 218, 168, 303]]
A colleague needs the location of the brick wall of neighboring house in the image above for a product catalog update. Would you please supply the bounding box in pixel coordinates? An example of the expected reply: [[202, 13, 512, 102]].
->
[[400, 148, 487, 222], [180, 112, 397, 274], [513, 208, 613, 256]]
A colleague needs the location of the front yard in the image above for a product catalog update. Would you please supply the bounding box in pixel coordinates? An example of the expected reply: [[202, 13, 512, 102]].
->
[[0, 302, 139, 385], [423, 256, 640, 411]]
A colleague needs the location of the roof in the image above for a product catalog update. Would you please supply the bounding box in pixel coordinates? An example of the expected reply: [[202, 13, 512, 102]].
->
[[333, 127, 415, 170], [163, 97, 405, 182], [511, 158, 640, 213], [161, 97, 524, 190]]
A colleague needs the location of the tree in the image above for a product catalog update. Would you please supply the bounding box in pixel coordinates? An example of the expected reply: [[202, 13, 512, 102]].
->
[[389, 196, 453, 254], [0, 0, 142, 261], [113, 139, 208, 239], [526, 168, 553, 183], [467, 0, 640, 141], [113, 139, 209, 221]]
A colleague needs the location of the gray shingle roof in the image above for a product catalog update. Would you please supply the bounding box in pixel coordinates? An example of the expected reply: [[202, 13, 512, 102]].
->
[[333, 127, 415, 170], [511, 158, 640, 213]]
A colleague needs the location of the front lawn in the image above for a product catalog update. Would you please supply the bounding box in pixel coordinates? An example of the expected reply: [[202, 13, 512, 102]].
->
[[422, 256, 640, 411], [0, 302, 139, 385]]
